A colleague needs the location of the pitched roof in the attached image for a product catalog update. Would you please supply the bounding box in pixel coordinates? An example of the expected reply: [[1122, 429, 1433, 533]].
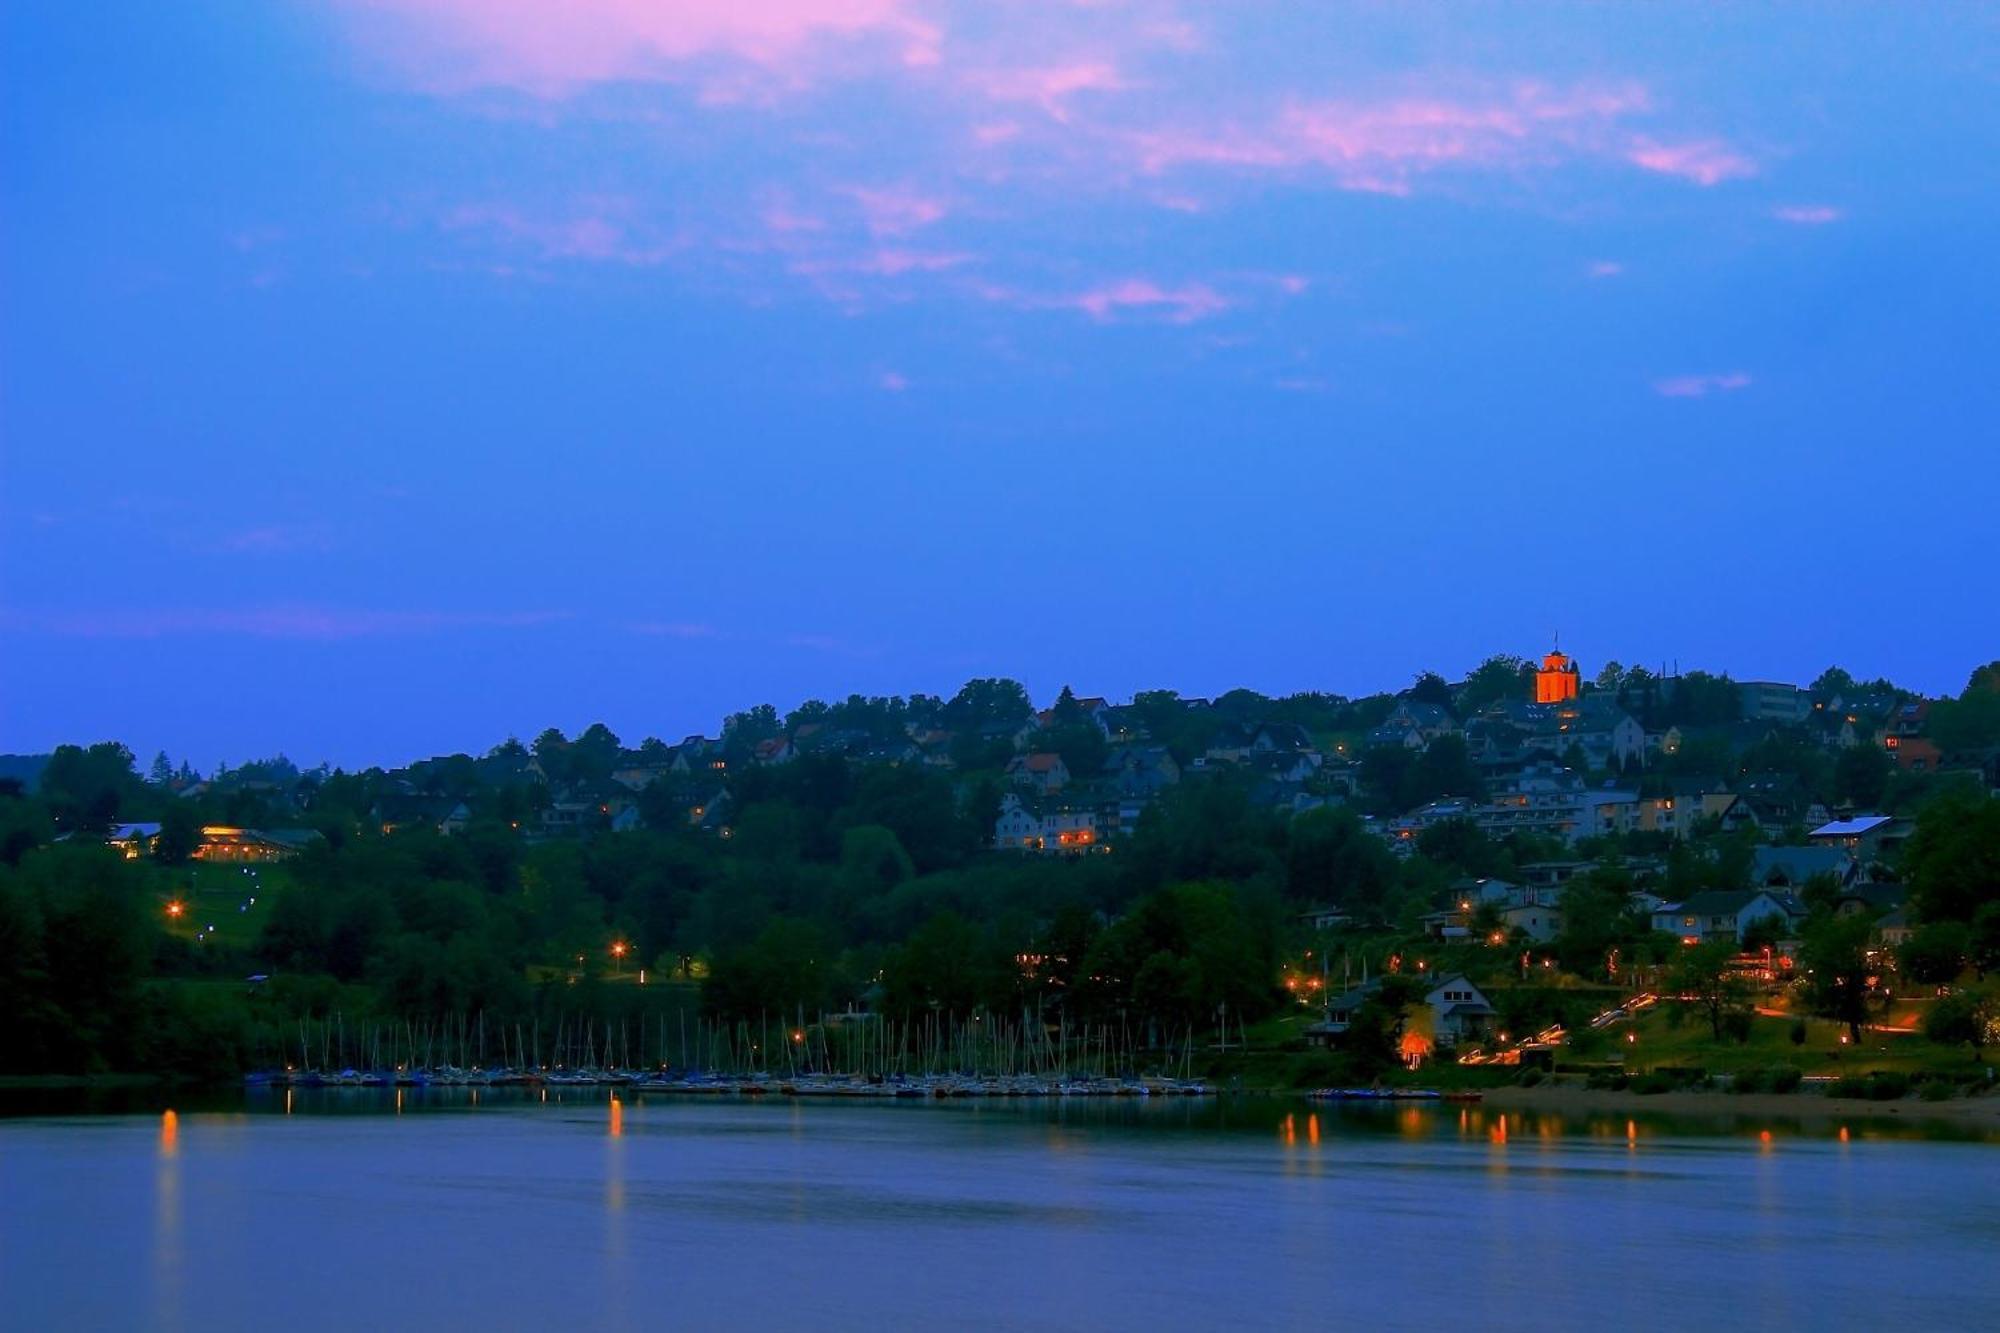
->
[[1810, 815, 1893, 838]]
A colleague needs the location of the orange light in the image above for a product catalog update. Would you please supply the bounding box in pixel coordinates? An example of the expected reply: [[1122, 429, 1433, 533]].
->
[[166, 901, 185, 918], [611, 941, 628, 958]]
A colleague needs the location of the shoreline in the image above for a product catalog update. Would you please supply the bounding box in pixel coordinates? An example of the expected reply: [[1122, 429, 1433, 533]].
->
[[1481, 1081, 2000, 1125]]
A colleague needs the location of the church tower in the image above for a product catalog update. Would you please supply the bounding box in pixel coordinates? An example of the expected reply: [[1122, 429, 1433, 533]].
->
[[1536, 645, 1581, 703]]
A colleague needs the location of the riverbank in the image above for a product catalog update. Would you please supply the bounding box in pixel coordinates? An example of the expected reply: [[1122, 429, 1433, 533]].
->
[[1484, 1080, 2000, 1126]]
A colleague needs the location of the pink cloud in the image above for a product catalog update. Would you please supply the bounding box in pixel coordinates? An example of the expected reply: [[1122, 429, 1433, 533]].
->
[[441, 202, 685, 265], [338, 0, 931, 95], [842, 184, 949, 235], [1627, 138, 1757, 186], [1587, 260, 1624, 279], [1060, 278, 1229, 324], [762, 203, 826, 235], [1127, 81, 1683, 194], [10, 605, 570, 640], [970, 61, 1129, 121], [879, 371, 910, 392], [1773, 204, 1843, 225], [1653, 371, 1752, 399]]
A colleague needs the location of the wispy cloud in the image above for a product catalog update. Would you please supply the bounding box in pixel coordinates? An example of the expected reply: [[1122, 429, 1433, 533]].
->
[[336, 0, 932, 96], [440, 201, 688, 265], [214, 524, 334, 555], [1587, 259, 1625, 279], [628, 620, 721, 639], [1653, 371, 1752, 398], [1048, 278, 1230, 324], [1627, 138, 1756, 186], [8, 605, 571, 640], [1773, 204, 1843, 225], [970, 61, 1130, 121], [878, 370, 910, 392], [1122, 80, 1740, 197], [842, 184, 949, 236]]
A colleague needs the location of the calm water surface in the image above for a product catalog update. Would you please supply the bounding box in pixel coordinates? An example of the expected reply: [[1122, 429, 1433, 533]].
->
[[2, 1091, 1996, 1331]]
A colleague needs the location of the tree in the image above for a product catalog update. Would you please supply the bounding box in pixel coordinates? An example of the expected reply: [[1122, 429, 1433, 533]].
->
[[1903, 792, 2000, 924], [942, 678, 1033, 732], [1460, 656, 1529, 713], [1811, 667, 1858, 700], [154, 801, 204, 865], [1595, 661, 1626, 694], [1405, 673, 1455, 708], [1922, 986, 1996, 1054], [1928, 663, 2000, 754], [1668, 942, 1752, 1041], [1285, 807, 1397, 919], [1899, 921, 1971, 987], [1833, 744, 1891, 809], [1799, 914, 1878, 1044]]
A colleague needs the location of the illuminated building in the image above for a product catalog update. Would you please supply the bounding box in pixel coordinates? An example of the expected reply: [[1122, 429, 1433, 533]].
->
[[1535, 648, 1581, 703]]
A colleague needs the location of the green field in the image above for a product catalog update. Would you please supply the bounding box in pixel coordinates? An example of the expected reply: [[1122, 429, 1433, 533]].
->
[[157, 861, 294, 952], [1617, 1001, 1987, 1081]]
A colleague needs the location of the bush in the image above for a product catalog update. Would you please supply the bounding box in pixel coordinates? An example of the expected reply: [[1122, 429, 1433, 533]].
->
[[1518, 1067, 1545, 1088], [1829, 1074, 1871, 1099], [1735, 1066, 1804, 1095], [1788, 1019, 1807, 1047], [1866, 1071, 1911, 1101], [1919, 1078, 1957, 1102], [1631, 1073, 1674, 1095]]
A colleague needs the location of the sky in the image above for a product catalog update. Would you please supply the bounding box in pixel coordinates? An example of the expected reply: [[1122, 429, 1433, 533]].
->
[[3, 2, 1997, 770]]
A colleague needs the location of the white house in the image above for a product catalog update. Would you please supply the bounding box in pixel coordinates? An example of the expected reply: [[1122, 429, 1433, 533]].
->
[[1425, 974, 1497, 1046], [1651, 890, 1801, 945]]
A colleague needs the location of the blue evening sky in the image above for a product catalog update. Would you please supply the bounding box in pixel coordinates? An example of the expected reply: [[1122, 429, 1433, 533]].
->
[[4, 2, 1997, 768]]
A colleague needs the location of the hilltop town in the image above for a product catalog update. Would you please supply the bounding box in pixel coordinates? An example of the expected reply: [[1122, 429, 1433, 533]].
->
[[1, 650, 1996, 1090]]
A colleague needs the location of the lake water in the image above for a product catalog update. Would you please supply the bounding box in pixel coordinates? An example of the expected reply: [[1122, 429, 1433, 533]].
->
[[3, 1090, 1996, 1331]]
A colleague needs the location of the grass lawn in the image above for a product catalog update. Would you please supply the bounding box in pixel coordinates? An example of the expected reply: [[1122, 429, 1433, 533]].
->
[[157, 862, 293, 953], [1621, 1001, 1987, 1081]]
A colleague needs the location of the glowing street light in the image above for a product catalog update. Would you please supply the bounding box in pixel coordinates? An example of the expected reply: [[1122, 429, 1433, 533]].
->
[[610, 940, 629, 977], [166, 901, 185, 920]]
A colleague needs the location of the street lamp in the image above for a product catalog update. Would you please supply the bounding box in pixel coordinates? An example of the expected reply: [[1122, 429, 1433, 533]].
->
[[166, 901, 185, 920], [611, 940, 629, 977]]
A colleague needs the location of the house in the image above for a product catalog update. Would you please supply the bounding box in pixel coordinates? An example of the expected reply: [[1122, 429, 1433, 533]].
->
[[1652, 890, 1801, 945], [1831, 883, 1907, 921], [1738, 681, 1813, 723], [1498, 902, 1563, 944], [1373, 700, 1459, 749], [1306, 979, 1383, 1042], [1878, 702, 1935, 770], [1298, 906, 1353, 932], [752, 737, 796, 765], [104, 822, 163, 858], [1104, 745, 1180, 798], [991, 793, 1099, 854], [688, 789, 732, 833], [1425, 974, 1497, 1046], [1252, 723, 1317, 756], [1005, 752, 1071, 794], [1876, 908, 1917, 948], [1751, 844, 1859, 890], [1808, 815, 1909, 861]]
